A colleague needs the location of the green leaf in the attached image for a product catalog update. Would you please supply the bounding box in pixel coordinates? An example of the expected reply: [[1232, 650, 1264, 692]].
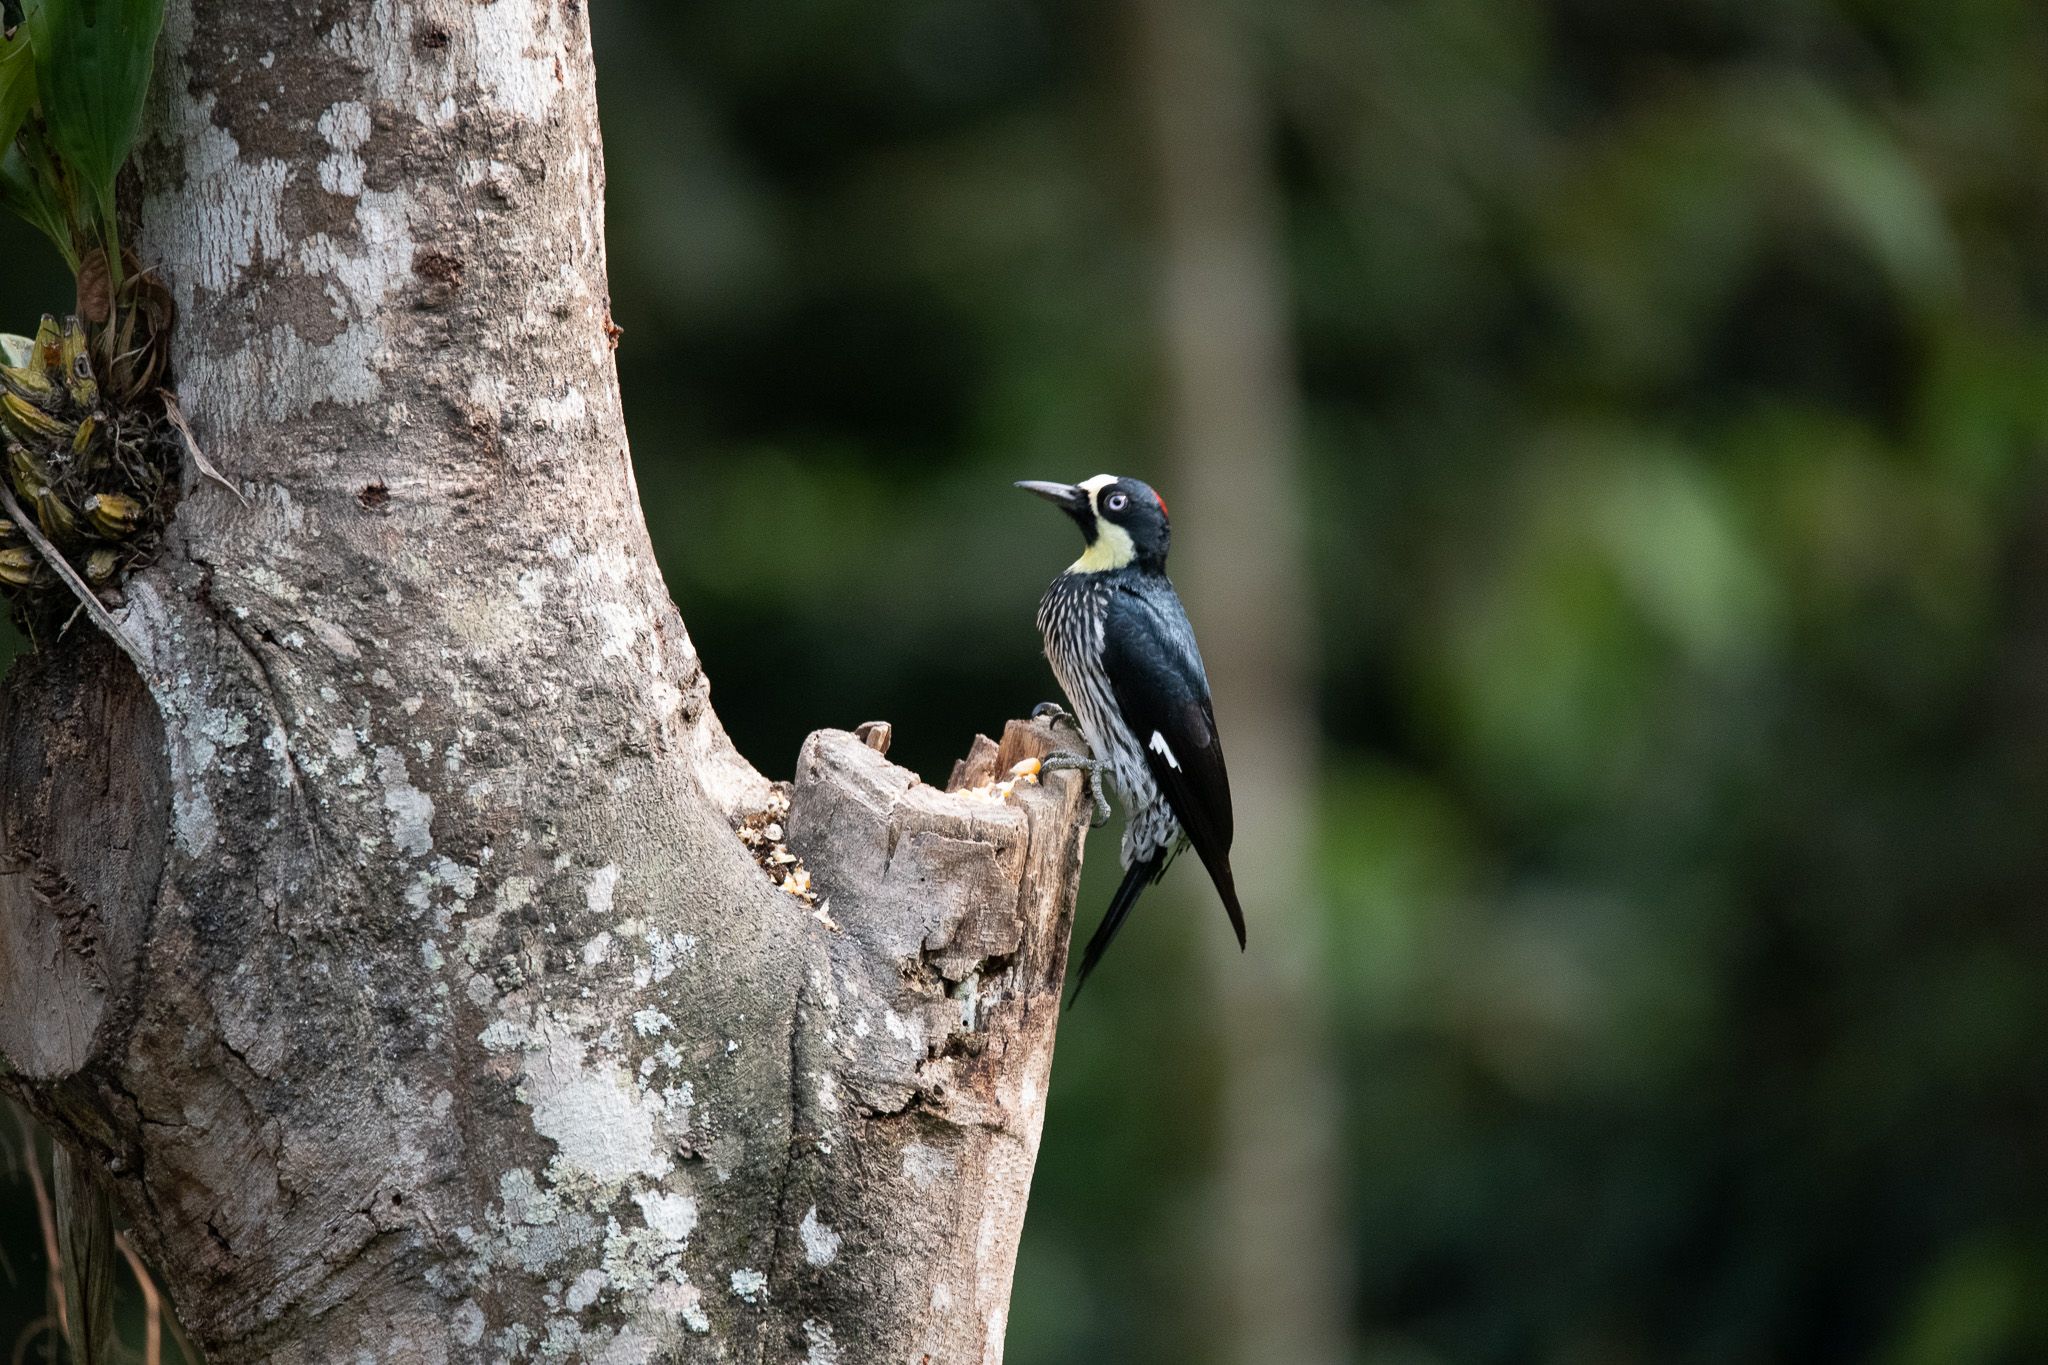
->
[[23, 0, 164, 243], [0, 24, 33, 157], [0, 334, 31, 368], [0, 141, 76, 266]]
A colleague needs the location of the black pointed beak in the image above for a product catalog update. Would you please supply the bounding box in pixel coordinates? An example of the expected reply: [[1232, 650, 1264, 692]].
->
[[1015, 480, 1087, 513]]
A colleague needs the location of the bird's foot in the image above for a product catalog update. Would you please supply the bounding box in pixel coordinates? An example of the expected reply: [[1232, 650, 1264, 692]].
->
[[1041, 750, 1113, 828], [1031, 700, 1083, 736]]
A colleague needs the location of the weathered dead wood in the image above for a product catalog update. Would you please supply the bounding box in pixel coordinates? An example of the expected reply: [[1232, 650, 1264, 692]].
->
[[770, 719, 1083, 1361], [0, 637, 168, 1085]]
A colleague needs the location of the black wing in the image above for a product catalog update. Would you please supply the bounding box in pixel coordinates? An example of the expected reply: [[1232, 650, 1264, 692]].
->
[[1101, 580, 1245, 948]]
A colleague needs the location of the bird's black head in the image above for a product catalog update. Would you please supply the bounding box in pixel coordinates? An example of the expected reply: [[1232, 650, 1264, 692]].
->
[[1015, 474, 1171, 573]]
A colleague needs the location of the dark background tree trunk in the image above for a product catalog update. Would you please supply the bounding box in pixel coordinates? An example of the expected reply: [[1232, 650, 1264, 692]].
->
[[1129, 1, 1354, 1360]]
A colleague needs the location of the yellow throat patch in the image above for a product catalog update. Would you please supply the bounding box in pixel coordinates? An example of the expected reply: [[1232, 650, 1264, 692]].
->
[[1069, 475, 1136, 573]]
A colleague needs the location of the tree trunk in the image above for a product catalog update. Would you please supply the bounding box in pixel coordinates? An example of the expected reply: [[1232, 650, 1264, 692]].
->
[[0, 4, 1086, 1362], [1127, 1, 1355, 1361]]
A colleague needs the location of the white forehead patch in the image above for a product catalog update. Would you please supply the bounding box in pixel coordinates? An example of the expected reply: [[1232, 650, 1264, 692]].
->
[[1078, 473, 1119, 507]]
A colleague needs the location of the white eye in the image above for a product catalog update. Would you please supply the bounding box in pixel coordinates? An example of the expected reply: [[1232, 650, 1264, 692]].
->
[[1105, 492, 1129, 511]]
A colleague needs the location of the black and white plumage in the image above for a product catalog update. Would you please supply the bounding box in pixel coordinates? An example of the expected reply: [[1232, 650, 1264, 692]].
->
[[1018, 474, 1244, 998]]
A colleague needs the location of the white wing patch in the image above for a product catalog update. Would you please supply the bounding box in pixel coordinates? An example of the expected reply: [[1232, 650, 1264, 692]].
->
[[1149, 731, 1181, 770]]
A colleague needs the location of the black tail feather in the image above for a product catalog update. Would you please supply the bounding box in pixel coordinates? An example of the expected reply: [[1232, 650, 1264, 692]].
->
[[1211, 856, 1247, 950], [1180, 830, 1246, 951], [1067, 851, 1168, 1007]]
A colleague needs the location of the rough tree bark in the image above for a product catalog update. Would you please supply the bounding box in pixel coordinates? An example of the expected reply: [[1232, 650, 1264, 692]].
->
[[0, 4, 1086, 1362]]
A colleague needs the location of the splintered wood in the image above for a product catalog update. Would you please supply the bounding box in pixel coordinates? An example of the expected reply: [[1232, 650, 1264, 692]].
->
[[736, 785, 819, 905]]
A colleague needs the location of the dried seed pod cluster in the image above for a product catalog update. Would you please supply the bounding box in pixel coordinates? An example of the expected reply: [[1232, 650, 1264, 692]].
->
[[0, 300, 178, 639], [0, 0, 179, 644]]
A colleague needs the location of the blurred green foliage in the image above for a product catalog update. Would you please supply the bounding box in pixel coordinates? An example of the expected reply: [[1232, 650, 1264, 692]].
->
[[9, 0, 2048, 1359]]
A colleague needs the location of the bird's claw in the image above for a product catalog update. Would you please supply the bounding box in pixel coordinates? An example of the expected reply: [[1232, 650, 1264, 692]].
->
[[1041, 750, 1113, 827], [1032, 700, 1085, 735]]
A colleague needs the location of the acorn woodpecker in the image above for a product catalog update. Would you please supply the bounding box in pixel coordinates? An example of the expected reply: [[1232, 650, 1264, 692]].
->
[[1017, 474, 1245, 999]]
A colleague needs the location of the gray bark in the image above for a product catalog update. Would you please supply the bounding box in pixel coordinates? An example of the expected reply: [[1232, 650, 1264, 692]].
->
[[0, 4, 1086, 1362], [1128, 1, 1355, 1361]]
